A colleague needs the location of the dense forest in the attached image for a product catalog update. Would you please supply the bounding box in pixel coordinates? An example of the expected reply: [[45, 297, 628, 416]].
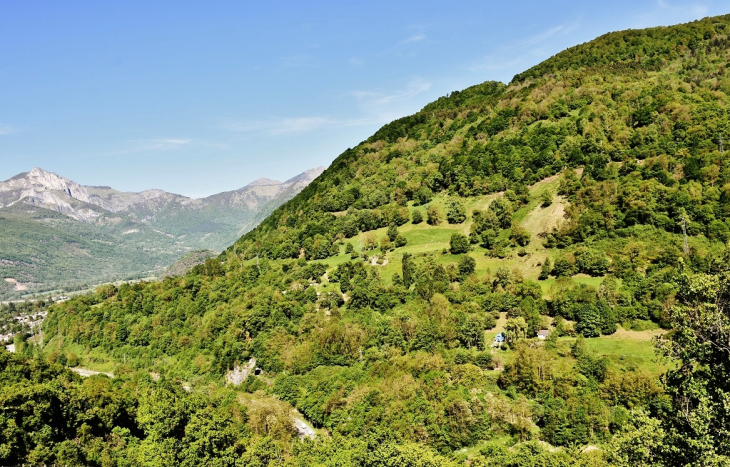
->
[[4, 14, 730, 465]]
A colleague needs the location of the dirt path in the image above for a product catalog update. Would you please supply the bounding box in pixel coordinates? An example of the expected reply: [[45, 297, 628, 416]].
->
[[71, 367, 114, 378]]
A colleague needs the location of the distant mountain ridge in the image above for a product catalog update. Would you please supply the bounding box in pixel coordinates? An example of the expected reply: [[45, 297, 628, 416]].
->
[[0, 166, 323, 222], [0, 166, 324, 299]]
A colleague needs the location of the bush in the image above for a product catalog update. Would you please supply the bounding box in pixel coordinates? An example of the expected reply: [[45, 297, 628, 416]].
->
[[411, 209, 424, 224], [510, 224, 530, 247], [488, 198, 513, 229], [540, 190, 553, 207], [387, 224, 399, 241], [414, 186, 433, 205], [394, 234, 408, 247], [66, 353, 80, 367], [446, 199, 467, 224], [427, 205, 442, 225], [552, 258, 575, 277], [458, 255, 476, 276], [450, 233, 470, 254], [539, 259, 552, 280]]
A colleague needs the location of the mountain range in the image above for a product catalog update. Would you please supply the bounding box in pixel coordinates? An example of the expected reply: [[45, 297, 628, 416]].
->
[[0, 166, 323, 298]]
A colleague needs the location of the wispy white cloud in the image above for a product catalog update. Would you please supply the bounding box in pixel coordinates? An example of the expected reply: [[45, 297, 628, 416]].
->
[[467, 18, 582, 73], [349, 56, 364, 66], [279, 54, 320, 69], [227, 78, 433, 137], [135, 138, 193, 151], [227, 116, 378, 136], [0, 124, 19, 135], [102, 138, 227, 157], [402, 33, 426, 44], [229, 117, 330, 135], [352, 77, 432, 108]]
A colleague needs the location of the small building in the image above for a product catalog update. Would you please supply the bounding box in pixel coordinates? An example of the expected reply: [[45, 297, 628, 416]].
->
[[537, 330, 550, 340], [492, 333, 505, 347]]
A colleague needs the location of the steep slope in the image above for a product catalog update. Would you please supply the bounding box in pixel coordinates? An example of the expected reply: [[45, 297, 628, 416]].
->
[[41, 15, 730, 465], [0, 167, 323, 298]]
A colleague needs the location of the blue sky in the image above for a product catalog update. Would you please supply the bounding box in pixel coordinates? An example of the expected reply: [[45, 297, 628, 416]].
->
[[0, 1, 727, 197]]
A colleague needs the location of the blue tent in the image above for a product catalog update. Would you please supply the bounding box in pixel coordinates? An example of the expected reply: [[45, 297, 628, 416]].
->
[[494, 333, 504, 343]]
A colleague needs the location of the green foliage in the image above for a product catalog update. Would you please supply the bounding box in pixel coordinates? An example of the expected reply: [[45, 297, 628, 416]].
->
[[446, 199, 467, 224], [654, 271, 730, 463], [510, 224, 530, 247], [450, 233, 470, 254], [458, 255, 476, 277], [540, 190, 553, 207], [426, 205, 442, 226], [488, 198, 513, 229], [411, 209, 424, 224], [538, 258, 552, 280]]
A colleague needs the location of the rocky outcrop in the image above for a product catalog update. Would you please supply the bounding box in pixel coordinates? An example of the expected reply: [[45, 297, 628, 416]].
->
[[225, 358, 257, 386]]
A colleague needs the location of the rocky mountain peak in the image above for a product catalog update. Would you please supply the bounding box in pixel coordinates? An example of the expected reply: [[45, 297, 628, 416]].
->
[[25, 167, 90, 202]]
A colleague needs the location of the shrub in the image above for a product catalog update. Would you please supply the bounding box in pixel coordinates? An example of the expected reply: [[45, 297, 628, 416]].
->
[[427, 205, 442, 225], [446, 199, 467, 224], [552, 258, 575, 277], [458, 255, 476, 276], [540, 190, 553, 207], [450, 233, 470, 254], [510, 224, 530, 247]]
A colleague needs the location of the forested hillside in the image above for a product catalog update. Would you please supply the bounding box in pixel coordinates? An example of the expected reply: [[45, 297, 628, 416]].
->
[[8, 14, 730, 465]]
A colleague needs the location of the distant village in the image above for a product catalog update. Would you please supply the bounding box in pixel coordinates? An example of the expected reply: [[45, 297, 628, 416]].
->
[[0, 298, 59, 349]]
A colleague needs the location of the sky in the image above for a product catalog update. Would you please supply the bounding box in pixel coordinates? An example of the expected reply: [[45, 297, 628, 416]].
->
[[0, 1, 727, 198]]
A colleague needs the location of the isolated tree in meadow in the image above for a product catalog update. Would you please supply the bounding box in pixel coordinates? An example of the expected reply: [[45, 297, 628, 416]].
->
[[488, 198, 513, 229], [411, 209, 424, 224], [539, 258, 552, 280], [426, 205, 442, 226], [450, 233, 470, 254], [510, 224, 530, 247]]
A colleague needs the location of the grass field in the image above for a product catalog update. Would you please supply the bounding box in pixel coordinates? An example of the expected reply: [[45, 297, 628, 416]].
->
[[582, 327, 669, 375], [317, 175, 575, 290]]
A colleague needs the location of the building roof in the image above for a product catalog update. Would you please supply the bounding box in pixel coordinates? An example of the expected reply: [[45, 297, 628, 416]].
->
[[537, 330, 550, 336]]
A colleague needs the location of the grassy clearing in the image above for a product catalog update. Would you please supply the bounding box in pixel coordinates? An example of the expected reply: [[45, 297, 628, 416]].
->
[[578, 328, 668, 376], [322, 173, 580, 292], [42, 338, 119, 373]]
